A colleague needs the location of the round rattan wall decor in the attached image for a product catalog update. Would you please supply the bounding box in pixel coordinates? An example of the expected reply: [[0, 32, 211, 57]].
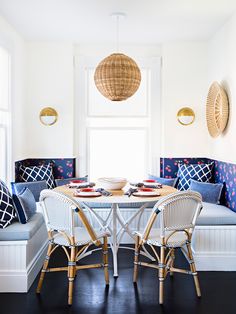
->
[[206, 81, 229, 138]]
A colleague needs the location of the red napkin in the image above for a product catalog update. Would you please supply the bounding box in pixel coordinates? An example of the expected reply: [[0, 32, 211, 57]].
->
[[70, 180, 85, 183], [139, 187, 153, 192], [80, 188, 95, 192]]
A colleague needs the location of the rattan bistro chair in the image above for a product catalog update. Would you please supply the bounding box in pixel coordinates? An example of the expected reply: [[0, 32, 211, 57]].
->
[[133, 191, 202, 304], [36, 190, 110, 305]]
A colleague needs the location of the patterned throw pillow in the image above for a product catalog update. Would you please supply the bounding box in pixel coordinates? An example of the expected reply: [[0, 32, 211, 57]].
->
[[12, 187, 37, 224], [0, 180, 15, 228], [177, 162, 214, 191], [20, 164, 55, 189]]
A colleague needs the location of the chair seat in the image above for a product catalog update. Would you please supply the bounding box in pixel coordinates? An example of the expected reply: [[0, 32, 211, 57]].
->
[[53, 227, 110, 246], [134, 229, 188, 248]]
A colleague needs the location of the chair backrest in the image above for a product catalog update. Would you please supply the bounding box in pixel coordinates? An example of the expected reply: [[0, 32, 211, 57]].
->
[[40, 189, 98, 244], [142, 191, 202, 241]]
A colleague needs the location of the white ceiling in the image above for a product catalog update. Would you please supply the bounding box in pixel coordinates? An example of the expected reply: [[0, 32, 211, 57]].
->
[[0, 0, 235, 43]]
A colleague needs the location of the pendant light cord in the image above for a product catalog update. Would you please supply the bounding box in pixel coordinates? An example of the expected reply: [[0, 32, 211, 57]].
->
[[116, 14, 119, 52]]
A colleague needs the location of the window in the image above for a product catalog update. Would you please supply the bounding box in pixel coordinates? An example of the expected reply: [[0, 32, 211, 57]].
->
[[75, 55, 161, 181], [0, 46, 11, 183]]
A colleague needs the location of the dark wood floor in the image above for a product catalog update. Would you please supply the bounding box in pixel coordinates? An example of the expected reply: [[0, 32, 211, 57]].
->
[[0, 245, 235, 314]]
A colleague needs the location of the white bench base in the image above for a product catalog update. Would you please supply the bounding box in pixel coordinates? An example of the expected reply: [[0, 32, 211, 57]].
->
[[1, 209, 234, 292], [84, 208, 236, 271], [0, 223, 48, 292], [192, 225, 236, 271]]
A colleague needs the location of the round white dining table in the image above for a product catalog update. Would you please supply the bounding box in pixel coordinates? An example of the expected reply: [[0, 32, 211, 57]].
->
[[55, 185, 176, 276]]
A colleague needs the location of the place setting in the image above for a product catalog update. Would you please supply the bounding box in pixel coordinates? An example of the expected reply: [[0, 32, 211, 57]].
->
[[71, 177, 164, 198], [72, 177, 118, 198], [126, 179, 163, 197]]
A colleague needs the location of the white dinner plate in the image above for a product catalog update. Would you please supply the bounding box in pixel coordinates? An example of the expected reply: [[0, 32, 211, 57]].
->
[[132, 191, 160, 197], [69, 182, 88, 187], [143, 182, 161, 188]]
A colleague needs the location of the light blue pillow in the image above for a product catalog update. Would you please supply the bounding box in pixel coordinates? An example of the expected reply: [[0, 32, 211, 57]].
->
[[11, 180, 47, 202], [148, 174, 177, 187], [189, 179, 223, 204], [12, 187, 37, 224]]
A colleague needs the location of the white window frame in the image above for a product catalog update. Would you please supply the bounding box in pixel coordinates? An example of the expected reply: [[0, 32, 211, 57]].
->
[[0, 43, 12, 184], [74, 54, 161, 179]]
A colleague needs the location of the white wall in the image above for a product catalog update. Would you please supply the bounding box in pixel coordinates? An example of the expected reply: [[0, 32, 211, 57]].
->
[[207, 12, 236, 163], [0, 15, 25, 166], [25, 42, 74, 158], [161, 41, 209, 157], [24, 42, 210, 163]]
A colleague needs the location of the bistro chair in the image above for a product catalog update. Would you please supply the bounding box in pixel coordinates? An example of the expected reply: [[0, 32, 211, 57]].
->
[[133, 191, 202, 304], [36, 190, 110, 305]]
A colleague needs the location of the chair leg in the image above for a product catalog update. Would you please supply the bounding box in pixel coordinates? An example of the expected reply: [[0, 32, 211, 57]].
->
[[103, 236, 109, 285], [158, 246, 165, 304], [169, 248, 175, 277], [36, 242, 53, 294], [133, 235, 140, 283], [186, 242, 201, 298], [68, 246, 76, 305]]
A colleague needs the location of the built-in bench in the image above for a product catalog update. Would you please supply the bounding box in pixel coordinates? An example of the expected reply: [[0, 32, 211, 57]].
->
[[193, 202, 236, 271], [161, 157, 236, 271], [0, 212, 47, 292], [0, 156, 233, 294]]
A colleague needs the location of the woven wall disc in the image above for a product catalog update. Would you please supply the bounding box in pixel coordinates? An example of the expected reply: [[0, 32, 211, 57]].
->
[[206, 81, 229, 138], [94, 53, 141, 101]]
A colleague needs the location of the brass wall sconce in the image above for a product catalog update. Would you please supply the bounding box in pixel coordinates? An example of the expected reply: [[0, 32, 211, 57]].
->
[[39, 107, 58, 126], [177, 107, 195, 126]]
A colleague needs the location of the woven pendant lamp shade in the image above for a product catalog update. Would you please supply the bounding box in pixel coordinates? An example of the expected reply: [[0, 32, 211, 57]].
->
[[94, 53, 141, 101], [206, 81, 229, 138]]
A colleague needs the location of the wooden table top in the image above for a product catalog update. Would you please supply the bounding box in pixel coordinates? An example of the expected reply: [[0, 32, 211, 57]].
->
[[55, 184, 177, 204]]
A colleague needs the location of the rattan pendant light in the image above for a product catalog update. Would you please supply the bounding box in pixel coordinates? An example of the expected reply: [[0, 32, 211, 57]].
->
[[94, 13, 141, 101]]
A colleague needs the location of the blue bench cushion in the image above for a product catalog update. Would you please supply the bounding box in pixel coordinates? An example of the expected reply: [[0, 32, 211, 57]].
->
[[196, 202, 236, 225], [0, 213, 45, 241]]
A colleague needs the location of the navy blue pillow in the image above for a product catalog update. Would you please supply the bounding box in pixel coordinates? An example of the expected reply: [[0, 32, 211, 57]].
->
[[0, 180, 15, 228], [189, 179, 223, 204], [148, 174, 177, 187], [12, 187, 37, 224]]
